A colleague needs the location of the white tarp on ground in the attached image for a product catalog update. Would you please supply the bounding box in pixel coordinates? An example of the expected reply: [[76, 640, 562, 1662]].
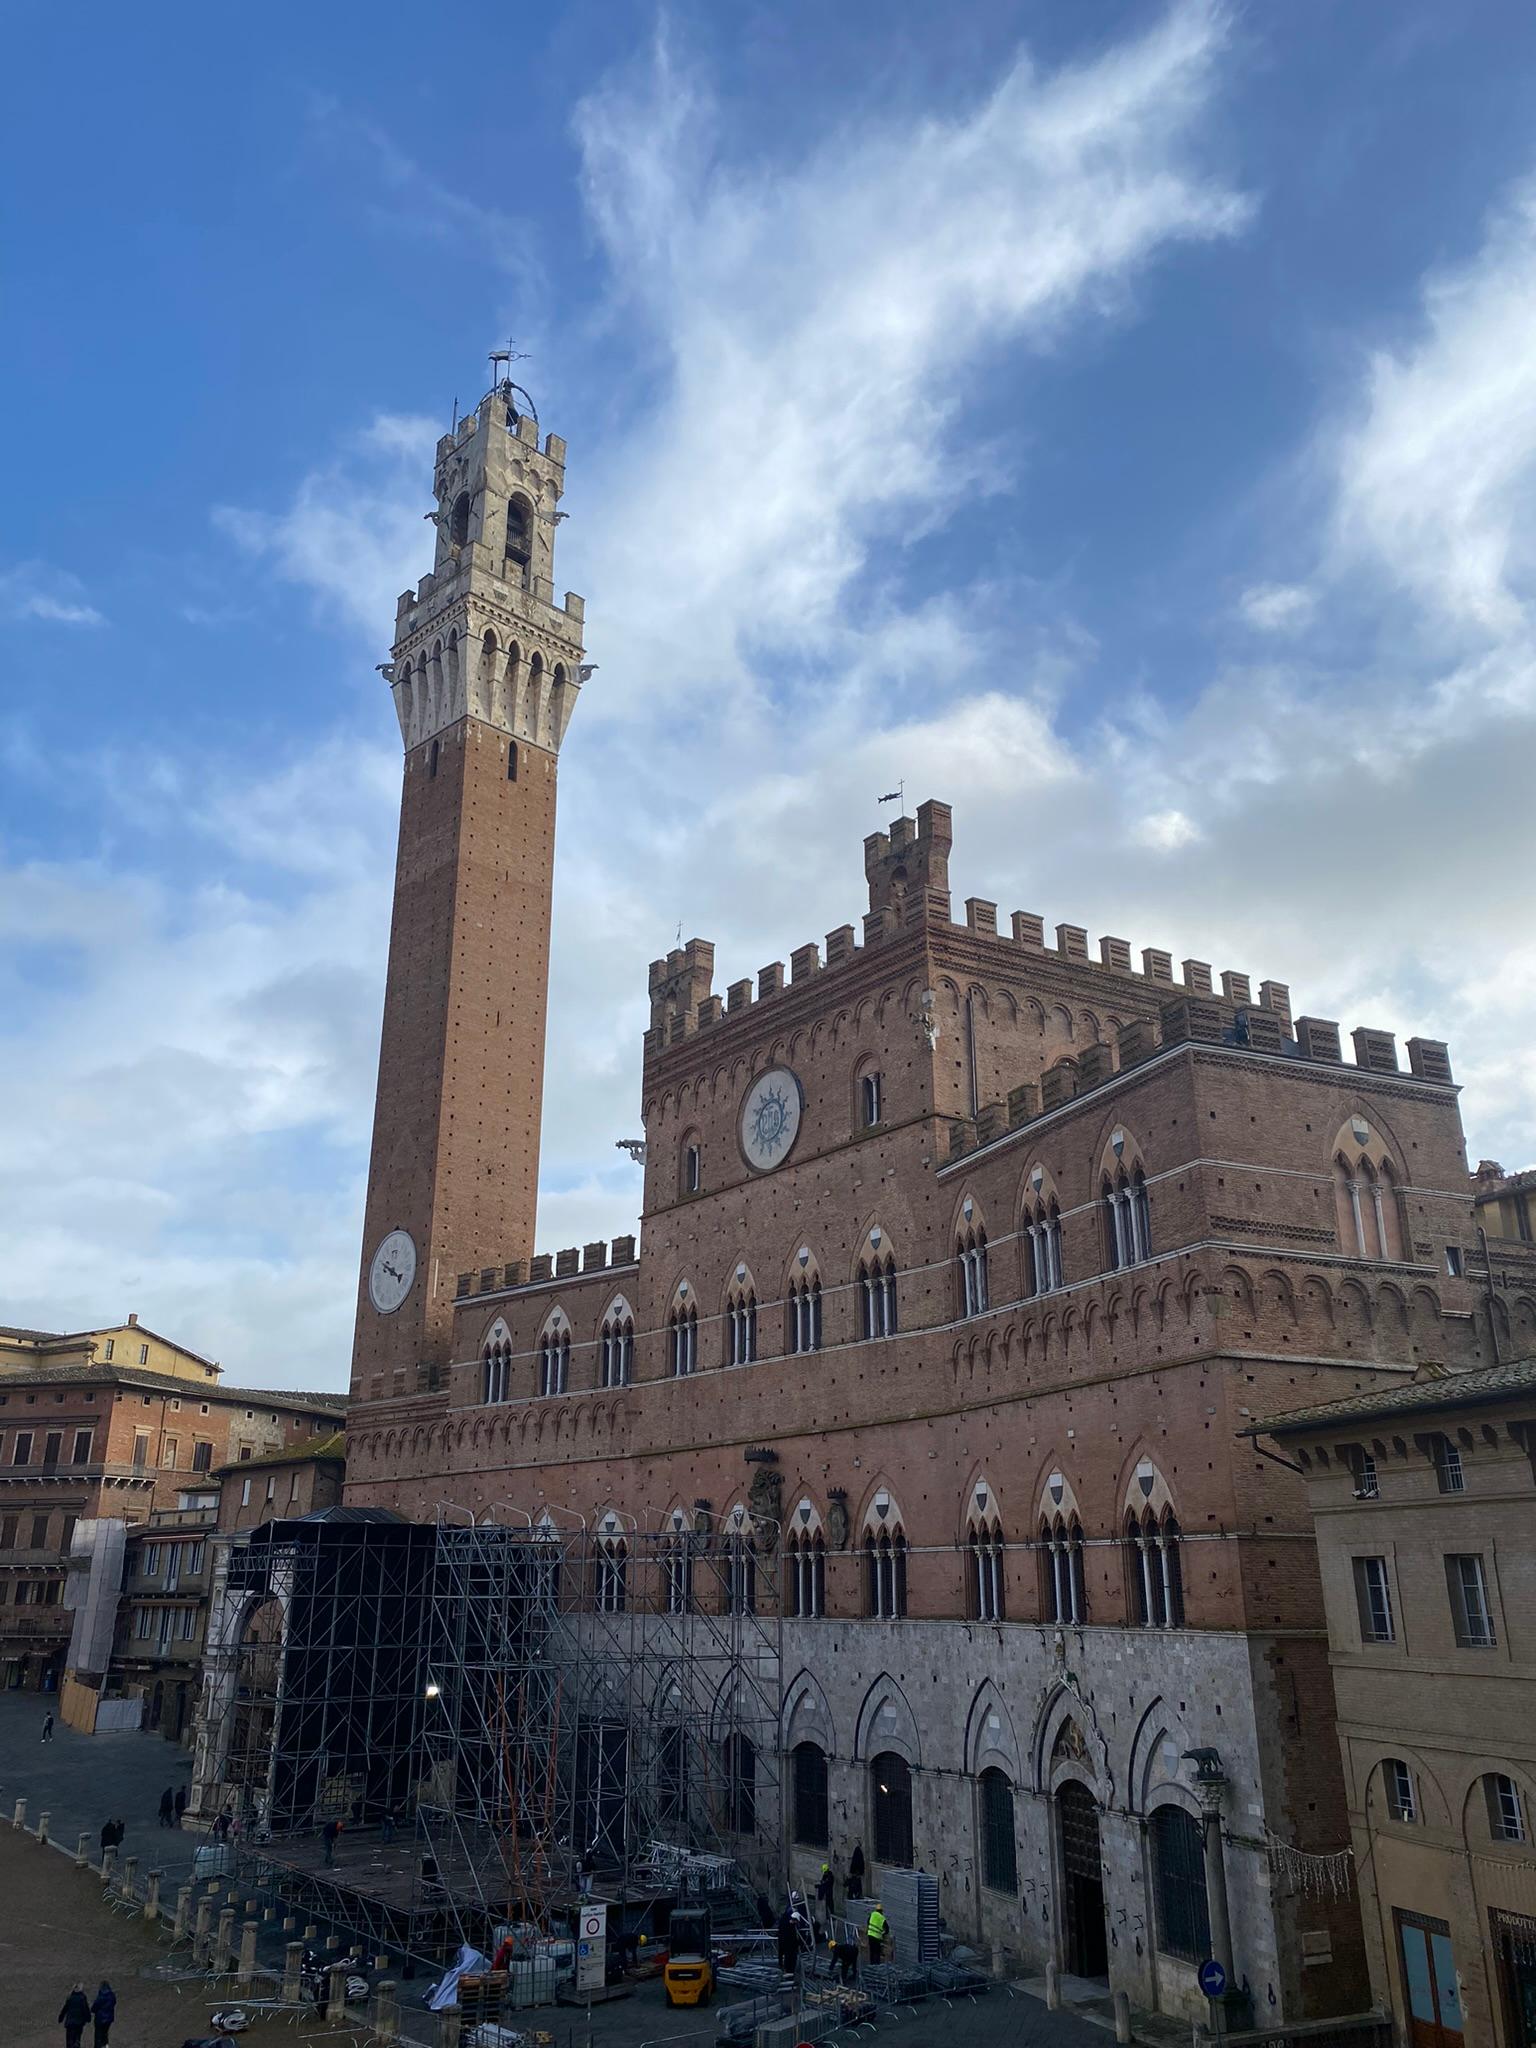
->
[[428, 1943, 491, 2011]]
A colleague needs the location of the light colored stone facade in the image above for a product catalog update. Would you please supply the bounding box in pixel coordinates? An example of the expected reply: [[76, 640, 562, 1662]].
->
[[1261, 1363, 1536, 2048]]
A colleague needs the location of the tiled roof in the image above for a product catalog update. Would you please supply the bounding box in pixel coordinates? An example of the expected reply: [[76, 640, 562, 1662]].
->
[[213, 1431, 345, 1476], [1248, 1356, 1536, 1435], [0, 1362, 344, 1411]]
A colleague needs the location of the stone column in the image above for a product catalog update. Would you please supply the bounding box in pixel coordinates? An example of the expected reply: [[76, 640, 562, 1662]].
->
[[326, 1961, 349, 2021], [193, 1894, 214, 1965], [75, 1830, 91, 1869], [144, 1869, 162, 1920], [1196, 1778, 1234, 1981], [216, 1906, 236, 1975], [238, 1920, 258, 1989], [100, 1845, 118, 1885], [173, 1886, 192, 1941], [36, 1809, 50, 1844], [11, 1797, 25, 1830], [282, 1940, 304, 2004], [120, 1854, 138, 1899], [436, 2011, 462, 2048], [373, 1980, 399, 2040]]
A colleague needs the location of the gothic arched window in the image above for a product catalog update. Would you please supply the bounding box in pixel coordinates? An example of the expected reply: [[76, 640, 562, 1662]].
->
[[482, 1334, 511, 1405], [958, 1226, 989, 1318], [1126, 1507, 1185, 1627], [968, 1518, 1006, 1621], [1024, 1196, 1063, 1295], [600, 1307, 633, 1388], [725, 1283, 757, 1367], [871, 1752, 914, 1867], [859, 1254, 898, 1338], [505, 494, 533, 585], [668, 1301, 698, 1377], [864, 1525, 908, 1618], [449, 491, 471, 549]]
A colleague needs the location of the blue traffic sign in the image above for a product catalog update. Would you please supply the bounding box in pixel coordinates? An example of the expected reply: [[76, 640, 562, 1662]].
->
[[1198, 1960, 1228, 1999]]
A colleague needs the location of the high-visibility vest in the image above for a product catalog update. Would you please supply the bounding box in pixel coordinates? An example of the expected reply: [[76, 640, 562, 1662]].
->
[[867, 1909, 888, 1941]]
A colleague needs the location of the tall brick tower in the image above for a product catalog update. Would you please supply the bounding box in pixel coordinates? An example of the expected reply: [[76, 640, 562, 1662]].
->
[[349, 379, 586, 1403]]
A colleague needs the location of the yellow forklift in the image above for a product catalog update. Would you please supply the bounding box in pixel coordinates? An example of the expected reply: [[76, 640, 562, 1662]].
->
[[662, 1903, 715, 2008]]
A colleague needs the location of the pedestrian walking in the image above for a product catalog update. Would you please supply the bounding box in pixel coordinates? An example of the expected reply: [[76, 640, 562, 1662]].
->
[[41, 1710, 54, 1742], [847, 1842, 865, 1899], [865, 1903, 888, 1966], [174, 1785, 188, 1824], [158, 1787, 175, 1828], [89, 1981, 116, 2048], [214, 1809, 231, 1843], [57, 1984, 90, 2048], [322, 1816, 341, 1867]]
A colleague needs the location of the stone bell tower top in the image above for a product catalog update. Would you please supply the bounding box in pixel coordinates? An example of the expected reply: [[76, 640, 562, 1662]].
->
[[386, 379, 587, 758]]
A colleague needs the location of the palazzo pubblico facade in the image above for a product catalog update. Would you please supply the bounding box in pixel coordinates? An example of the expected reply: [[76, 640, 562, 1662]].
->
[[341, 377, 1526, 2024]]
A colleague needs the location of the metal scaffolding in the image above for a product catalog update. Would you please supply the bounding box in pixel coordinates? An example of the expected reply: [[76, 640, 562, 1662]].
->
[[417, 1503, 784, 1951], [195, 1501, 782, 1966]]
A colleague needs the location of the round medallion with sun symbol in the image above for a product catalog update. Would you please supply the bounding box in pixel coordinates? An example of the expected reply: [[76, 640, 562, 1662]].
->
[[739, 1067, 804, 1172]]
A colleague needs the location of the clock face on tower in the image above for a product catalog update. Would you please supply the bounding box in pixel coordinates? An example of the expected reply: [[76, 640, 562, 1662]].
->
[[368, 1229, 418, 1315], [739, 1067, 804, 1172]]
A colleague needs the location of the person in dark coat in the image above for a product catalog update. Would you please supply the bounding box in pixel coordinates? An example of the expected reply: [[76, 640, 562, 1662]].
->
[[57, 1984, 90, 2048], [322, 1816, 341, 1866], [89, 1981, 116, 2048], [158, 1787, 175, 1828], [847, 1843, 865, 1899], [815, 1862, 836, 1935], [214, 1809, 231, 1843], [776, 1905, 800, 1977], [42, 1710, 55, 1742], [174, 1784, 188, 1823], [98, 1819, 113, 1855]]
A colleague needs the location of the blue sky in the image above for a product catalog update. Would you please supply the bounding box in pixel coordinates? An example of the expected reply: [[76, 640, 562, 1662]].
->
[[5, 0, 1536, 1387]]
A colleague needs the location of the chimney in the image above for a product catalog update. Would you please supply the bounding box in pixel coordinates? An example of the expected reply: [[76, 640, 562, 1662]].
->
[[127, 1313, 139, 1327]]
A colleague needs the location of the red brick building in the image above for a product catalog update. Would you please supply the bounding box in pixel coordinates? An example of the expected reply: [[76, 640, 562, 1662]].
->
[[0, 1352, 342, 1697], [342, 383, 1534, 2023]]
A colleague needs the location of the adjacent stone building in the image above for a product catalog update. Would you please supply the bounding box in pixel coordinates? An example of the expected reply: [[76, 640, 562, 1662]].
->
[[0, 1339, 343, 1698], [1254, 1361, 1536, 2048], [340, 378, 1536, 2024]]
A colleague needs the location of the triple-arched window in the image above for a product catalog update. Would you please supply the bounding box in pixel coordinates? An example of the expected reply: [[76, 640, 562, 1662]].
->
[[537, 1325, 570, 1398], [968, 1518, 1006, 1621], [668, 1300, 698, 1377], [1126, 1507, 1185, 1627], [663, 1515, 693, 1614], [482, 1332, 512, 1405], [600, 1309, 633, 1388], [859, 1254, 899, 1338], [596, 1536, 627, 1613], [1039, 1514, 1087, 1623], [725, 1283, 758, 1367], [1024, 1200, 1063, 1296], [865, 1524, 908, 1618], [787, 1269, 822, 1354], [958, 1226, 990, 1318], [786, 1532, 826, 1618], [1332, 1118, 1404, 1260], [1104, 1168, 1151, 1270]]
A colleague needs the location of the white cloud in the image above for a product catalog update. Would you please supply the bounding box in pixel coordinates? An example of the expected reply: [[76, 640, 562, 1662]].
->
[[1335, 175, 1536, 647], [0, 562, 105, 627], [213, 415, 438, 639], [13, 7, 1536, 1390], [1237, 582, 1314, 633], [567, 0, 1252, 718]]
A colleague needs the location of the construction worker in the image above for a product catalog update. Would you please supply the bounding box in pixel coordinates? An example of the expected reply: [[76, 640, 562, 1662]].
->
[[865, 1903, 888, 1966]]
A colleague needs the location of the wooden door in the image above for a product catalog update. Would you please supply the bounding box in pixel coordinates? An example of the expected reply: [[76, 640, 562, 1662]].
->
[[1396, 1912, 1463, 2048]]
